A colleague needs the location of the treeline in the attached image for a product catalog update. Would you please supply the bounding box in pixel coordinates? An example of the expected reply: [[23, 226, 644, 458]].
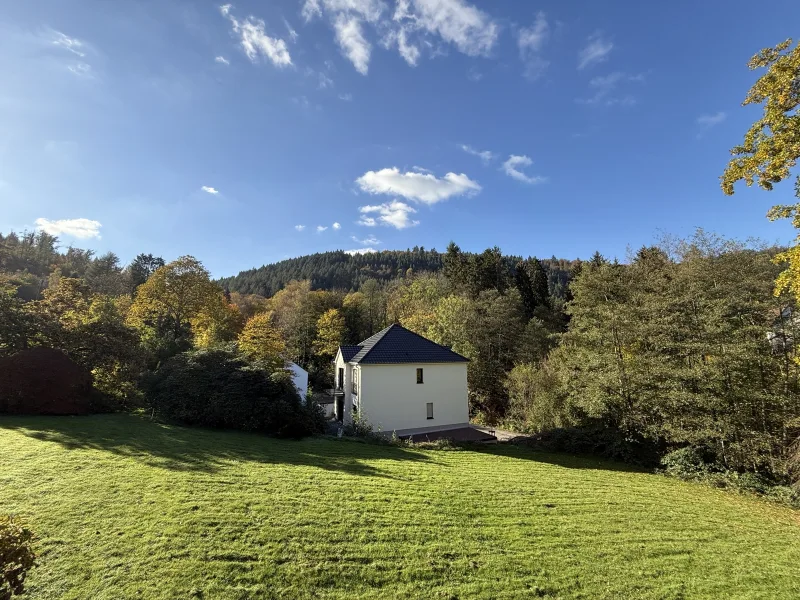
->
[[506, 233, 800, 490], [217, 247, 577, 299], [3, 227, 799, 491]]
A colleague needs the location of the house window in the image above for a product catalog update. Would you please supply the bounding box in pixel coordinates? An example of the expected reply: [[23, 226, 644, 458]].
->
[[426, 402, 434, 420], [416, 368, 424, 384], [337, 368, 344, 390]]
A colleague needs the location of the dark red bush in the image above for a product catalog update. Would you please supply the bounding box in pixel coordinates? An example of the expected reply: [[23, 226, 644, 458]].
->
[[0, 348, 91, 415]]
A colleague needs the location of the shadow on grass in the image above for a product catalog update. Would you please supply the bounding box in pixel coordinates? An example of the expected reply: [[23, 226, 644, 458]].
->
[[461, 441, 650, 474], [0, 414, 436, 478]]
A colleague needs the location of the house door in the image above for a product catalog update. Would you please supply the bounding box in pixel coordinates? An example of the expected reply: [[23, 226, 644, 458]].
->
[[336, 398, 344, 422]]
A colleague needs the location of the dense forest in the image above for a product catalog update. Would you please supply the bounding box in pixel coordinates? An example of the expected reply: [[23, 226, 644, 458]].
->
[[217, 247, 576, 299]]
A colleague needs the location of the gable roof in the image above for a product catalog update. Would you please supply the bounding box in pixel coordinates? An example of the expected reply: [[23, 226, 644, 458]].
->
[[338, 345, 362, 362], [345, 324, 468, 365]]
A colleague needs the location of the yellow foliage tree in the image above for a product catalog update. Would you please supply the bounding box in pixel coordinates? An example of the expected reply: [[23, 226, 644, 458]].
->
[[313, 308, 345, 358], [238, 312, 286, 372], [127, 256, 230, 346], [721, 38, 800, 297]]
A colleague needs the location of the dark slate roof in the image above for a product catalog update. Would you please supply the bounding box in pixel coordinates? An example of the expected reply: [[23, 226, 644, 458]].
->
[[346, 324, 468, 365], [339, 345, 362, 362]]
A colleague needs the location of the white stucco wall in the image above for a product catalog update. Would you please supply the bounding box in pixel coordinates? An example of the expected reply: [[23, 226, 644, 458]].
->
[[359, 363, 469, 434], [333, 351, 354, 424], [288, 362, 309, 401]]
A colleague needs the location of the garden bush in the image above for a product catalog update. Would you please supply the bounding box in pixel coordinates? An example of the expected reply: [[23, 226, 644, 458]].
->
[[0, 516, 35, 600], [142, 348, 325, 438]]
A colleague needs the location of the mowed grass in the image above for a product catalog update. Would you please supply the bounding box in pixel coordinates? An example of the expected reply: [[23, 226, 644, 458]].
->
[[1, 415, 799, 600]]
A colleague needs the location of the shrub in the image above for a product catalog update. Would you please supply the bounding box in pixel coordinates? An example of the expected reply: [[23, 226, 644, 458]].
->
[[660, 447, 713, 478], [142, 349, 325, 438], [517, 423, 662, 467], [0, 516, 35, 600]]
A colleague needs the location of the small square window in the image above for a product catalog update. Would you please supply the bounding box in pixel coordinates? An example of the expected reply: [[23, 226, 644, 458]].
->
[[416, 368, 424, 384], [426, 402, 434, 420]]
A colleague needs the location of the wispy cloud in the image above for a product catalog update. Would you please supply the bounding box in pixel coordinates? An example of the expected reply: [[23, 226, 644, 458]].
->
[[201, 185, 219, 195], [316, 225, 328, 232], [215, 55, 230, 65], [51, 31, 86, 57], [333, 15, 371, 75], [332, 222, 341, 230], [338, 93, 353, 101], [352, 234, 381, 245], [302, 0, 498, 75], [578, 71, 644, 106], [220, 4, 292, 67], [67, 62, 93, 78], [284, 19, 299, 43], [502, 155, 547, 185], [578, 32, 613, 70], [35, 217, 101, 239], [345, 247, 380, 255], [461, 144, 494, 164], [356, 167, 481, 205], [697, 111, 727, 127], [358, 201, 419, 229], [295, 224, 306, 231], [517, 12, 549, 80]]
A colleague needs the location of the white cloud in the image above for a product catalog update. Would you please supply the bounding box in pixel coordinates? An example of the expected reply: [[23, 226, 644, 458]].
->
[[317, 71, 334, 89], [333, 15, 371, 75], [285, 19, 299, 42], [35, 218, 101, 239], [201, 185, 219, 195], [303, 0, 497, 74], [332, 222, 342, 230], [359, 201, 419, 229], [295, 224, 306, 231], [215, 55, 230, 65], [338, 92, 353, 101], [502, 155, 547, 185], [220, 5, 292, 67], [345, 247, 380, 255], [518, 12, 549, 80], [397, 0, 499, 58], [697, 112, 727, 127], [51, 31, 86, 57], [579, 71, 644, 106], [352, 234, 381, 245], [356, 167, 481, 204], [67, 62, 93, 77], [461, 144, 494, 164], [578, 32, 613, 70], [317, 225, 329, 232]]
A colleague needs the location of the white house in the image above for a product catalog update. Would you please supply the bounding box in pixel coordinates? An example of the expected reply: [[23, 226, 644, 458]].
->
[[332, 324, 472, 438], [288, 362, 309, 400]]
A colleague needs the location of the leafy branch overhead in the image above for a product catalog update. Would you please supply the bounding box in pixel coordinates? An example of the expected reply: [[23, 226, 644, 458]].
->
[[721, 38, 800, 198]]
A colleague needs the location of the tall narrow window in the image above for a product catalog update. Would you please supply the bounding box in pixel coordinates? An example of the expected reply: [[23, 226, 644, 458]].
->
[[338, 368, 344, 389], [426, 402, 434, 420], [416, 368, 424, 384]]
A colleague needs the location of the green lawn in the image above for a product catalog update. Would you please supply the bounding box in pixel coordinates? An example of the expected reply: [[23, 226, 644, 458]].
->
[[1, 415, 799, 599]]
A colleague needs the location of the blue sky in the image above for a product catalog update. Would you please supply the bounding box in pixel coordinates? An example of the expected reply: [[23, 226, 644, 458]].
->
[[1, 1, 799, 277]]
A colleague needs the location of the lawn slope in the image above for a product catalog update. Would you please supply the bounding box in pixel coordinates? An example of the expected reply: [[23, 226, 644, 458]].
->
[[1, 415, 799, 599]]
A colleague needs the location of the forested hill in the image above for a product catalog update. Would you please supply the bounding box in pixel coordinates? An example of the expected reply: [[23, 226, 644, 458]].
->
[[218, 247, 578, 298]]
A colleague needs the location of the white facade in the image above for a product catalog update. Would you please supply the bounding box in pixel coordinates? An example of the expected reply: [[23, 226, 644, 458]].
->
[[334, 350, 469, 435], [288, 362, 309, 401]]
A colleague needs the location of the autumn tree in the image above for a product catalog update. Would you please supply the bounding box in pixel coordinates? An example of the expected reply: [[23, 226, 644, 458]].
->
[[313, 308, 345, 358], [128, 256, 232, 355], [721, 38, 800, 297], [238, 312, 286, 372]]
